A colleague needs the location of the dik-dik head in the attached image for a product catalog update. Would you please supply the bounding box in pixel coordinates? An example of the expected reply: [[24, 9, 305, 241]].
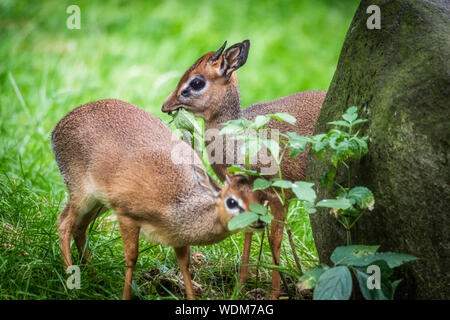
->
[[192, 165, 266, 232], [162, 40, 250, 120]]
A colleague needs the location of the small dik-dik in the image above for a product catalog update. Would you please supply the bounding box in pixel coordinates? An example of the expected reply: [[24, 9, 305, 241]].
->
[[51, 99, 264, 300], [162, 40, 326, 299]]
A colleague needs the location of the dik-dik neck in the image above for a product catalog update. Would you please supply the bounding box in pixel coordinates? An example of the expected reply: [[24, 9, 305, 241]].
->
[[204, 84, 243, 132], [171, 191, 229, 246]]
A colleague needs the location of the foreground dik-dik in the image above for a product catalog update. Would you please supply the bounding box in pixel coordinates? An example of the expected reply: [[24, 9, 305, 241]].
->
[[51, 99, 263, 300], [162, 40, 326, 299]]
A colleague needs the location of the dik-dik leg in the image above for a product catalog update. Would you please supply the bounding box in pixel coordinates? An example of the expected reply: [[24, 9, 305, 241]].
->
[[239, 232, 253, 284], [118, 214, 140, 300], [269, 199, 284, 300], [174, 246, 195, 300], [58, 203, 78, 268], [72, 204, 105, 264]]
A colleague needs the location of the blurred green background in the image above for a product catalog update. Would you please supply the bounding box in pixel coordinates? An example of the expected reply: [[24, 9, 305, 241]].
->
[[0, 0, 359, 299]]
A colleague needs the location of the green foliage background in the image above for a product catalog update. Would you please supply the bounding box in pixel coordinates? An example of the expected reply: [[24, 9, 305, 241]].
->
[[0, 0, 358, 299]]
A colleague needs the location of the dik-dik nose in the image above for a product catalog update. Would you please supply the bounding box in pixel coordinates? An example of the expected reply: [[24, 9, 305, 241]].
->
[[250, 219, 266, 231], [161, 91, 179, 114]]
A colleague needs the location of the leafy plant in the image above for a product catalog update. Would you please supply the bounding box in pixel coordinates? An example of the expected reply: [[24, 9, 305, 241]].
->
[[219, 106, 417, 300], [298, 245, 418, 300], [220, 107, 375, 244], [169, 107, 204, 157], [227, 203, 273, 231]]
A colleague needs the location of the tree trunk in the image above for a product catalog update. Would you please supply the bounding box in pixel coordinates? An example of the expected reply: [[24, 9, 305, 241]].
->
[[307, 0, 450, 299]]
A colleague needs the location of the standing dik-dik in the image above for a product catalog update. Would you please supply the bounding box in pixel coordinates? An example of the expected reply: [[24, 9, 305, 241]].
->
[[51, 99, 264, 300], [162, 40, 326, 299]]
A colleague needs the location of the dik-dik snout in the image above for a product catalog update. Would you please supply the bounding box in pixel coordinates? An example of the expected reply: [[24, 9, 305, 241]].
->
[[161, 40, 249, 120], [218, 174, 267, 232], [192, 165, 266, 234]]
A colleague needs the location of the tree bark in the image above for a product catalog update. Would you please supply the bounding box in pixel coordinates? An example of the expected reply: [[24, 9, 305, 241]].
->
[[307, 0, 450, 299]]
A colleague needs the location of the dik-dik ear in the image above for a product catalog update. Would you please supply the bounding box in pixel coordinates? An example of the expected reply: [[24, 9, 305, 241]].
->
[[192, 165, 220, 198], [210, 40, 250, 79], [224, 173, 250, 187]]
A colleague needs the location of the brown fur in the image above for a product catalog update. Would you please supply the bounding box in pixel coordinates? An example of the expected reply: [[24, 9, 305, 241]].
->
[[51, 99, 262, 300], [162, 41, 326, 299]]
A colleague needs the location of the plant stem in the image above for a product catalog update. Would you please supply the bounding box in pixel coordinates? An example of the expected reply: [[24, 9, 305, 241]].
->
[[346, 229, 352, 246], [342, 161, 351, 188], [255, 229, 266, 287], [285, 222, 303, 276], [270, 187, 284, 207], [348, 211, 365, 230]]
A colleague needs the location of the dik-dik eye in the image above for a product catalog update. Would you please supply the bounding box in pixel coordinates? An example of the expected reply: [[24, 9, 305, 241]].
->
[[226, 197, 239, 210], [190, 78, 206, 91]]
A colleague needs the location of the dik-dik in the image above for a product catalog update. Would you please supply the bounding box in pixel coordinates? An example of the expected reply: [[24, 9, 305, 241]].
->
[[51, 99, 264, 300], [162, 40, 326, 299]]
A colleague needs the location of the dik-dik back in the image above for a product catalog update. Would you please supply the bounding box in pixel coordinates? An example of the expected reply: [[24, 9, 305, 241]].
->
[[243, 91, 325, 181], [52, 100, 202, 237], [52, 99, 263, 246]]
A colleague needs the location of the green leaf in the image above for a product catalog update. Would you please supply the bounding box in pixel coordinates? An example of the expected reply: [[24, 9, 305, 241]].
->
[[287, 132, 309, 159], [253, 178, 272, 191], [251, 115, 271, 129], [249, 203, 267, 215], [351, 137, 369, 157], [298, 264, 330, 290], [327, 128, 349, 137], [261, 139, 280, 162], [348, 187, 375, 210], [228, 211, 259, 231], [327, 120, 351, 127], [356, 260, 394, 300], [358, 139, 369, 156], [342, 112, 357, 123], [219, 123, 244, 135], [171, 108, 202, 134], [220, 118, 251, 135], [313, 266, 352, 300], [331, 246, 418, 269], [348, 139, 359, 155], [270, 113, 296, 124], [336, 139, 358, 159], [368, 252, 418, 268], [259, 214, 273, 223], [303, 200, 317, 214], [392, 279, 402, 296], [241, 136, 262, 159], [319, 168, 336, 189], [330, 245, 380, 266], [316, 198, 352, 210], [271, 179, 292, 189], [310, 134, 328, 155], [351, 119, 368, 126], [290, 148, 302, 159], [330, 153, 340, 168], [292, 181, 316, 203], [227, 166, 260, 176], [346, 106, 358, 114], [328, 133, 343, 150]]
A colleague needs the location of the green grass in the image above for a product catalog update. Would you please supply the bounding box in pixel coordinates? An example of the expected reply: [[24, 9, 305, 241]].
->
[[0, 0, 358, 299]]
